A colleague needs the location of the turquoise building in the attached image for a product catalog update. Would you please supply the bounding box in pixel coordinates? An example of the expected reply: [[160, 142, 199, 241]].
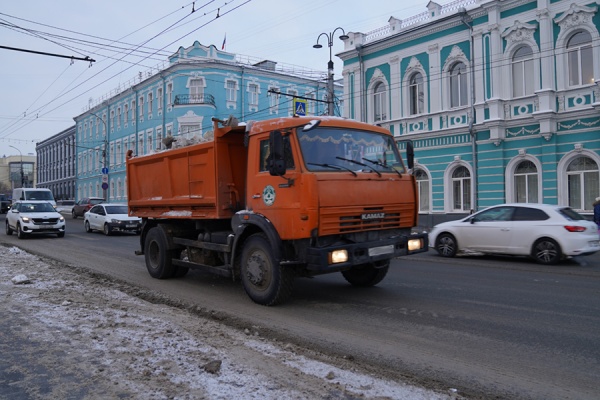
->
[[339, 0, 600, 227], [74, 42, 342, 202]]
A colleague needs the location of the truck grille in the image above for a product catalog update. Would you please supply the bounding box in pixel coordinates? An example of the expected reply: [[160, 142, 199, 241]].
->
[[320, 205, 413, 235]]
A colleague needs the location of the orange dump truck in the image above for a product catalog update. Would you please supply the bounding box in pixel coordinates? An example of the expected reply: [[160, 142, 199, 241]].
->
[[127, 116, 428, 305]]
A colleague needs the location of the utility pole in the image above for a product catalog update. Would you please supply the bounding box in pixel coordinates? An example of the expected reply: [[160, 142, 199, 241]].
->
[[313, 28, 349, 116], [89, 112, 109, 200]]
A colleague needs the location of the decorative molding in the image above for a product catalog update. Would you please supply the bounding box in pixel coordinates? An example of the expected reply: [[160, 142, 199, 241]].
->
[[501, 20, 538, 46], [554, 3, 598, 29], [405, 56, 423, 76], [574, 143, 583, 152], [518, 149, 526, 156]]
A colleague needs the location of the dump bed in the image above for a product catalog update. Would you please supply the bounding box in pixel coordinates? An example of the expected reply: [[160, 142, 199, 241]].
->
[[127, 125, 247, 219]]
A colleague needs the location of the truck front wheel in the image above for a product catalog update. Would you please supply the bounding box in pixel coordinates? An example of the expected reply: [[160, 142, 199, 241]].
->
[[342, 261, 389, 287], [240, 234, 293, 306], [144, 227, 176, 279]]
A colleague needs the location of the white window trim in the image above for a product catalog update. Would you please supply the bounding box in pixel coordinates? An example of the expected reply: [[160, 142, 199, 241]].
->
[[443, 160, 473, 213], [403, 57, 428, 117], [557, 148, 600, 210], [505, 154, 542, 203]]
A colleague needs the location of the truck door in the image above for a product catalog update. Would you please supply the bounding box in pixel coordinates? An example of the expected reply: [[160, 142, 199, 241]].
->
[[247, 132, 302, 239]]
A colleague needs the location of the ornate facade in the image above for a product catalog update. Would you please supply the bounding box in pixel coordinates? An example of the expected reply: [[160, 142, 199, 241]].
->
[[339, 0, 600, 227]]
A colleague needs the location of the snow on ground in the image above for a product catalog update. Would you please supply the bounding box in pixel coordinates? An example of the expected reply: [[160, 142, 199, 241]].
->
[[0, 245, 457, 399]]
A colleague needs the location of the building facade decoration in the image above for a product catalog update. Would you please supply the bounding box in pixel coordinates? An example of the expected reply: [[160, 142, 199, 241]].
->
[[73, 42, 341, 202], [338, 0, 600, 228]]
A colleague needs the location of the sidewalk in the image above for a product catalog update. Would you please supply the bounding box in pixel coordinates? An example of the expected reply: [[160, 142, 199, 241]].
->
[[0, 245, 454, 400]]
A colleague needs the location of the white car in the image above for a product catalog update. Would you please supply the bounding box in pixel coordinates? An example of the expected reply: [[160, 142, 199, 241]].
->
[[5, 200, 66, 239], [429, 203, 599, 264], [84, 203, 141, 236]]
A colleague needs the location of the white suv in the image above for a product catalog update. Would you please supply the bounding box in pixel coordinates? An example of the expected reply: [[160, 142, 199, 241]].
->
[[5, 200, 66, 239]]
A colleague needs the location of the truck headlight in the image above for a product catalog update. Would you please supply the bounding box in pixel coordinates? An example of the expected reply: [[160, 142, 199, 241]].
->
[[408, 238, 423, 251], [328, 249, 348, 264]]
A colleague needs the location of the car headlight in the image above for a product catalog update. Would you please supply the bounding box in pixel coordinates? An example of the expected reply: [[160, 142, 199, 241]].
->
[[111, 219, 121, 223], [59, 216, 65, 222], [21, 216, 30, 222]]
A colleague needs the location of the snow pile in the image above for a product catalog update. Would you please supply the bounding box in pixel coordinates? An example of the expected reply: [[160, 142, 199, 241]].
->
[[0, 245, 454, 399]]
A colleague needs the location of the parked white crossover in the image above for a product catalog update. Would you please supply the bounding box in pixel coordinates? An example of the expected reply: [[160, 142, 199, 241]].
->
[[429, 203, 599, 264]]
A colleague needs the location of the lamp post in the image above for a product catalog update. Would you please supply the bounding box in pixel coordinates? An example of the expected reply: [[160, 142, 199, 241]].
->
[[89, 112, 109, 201], [9, 145, 25, 188], [313, 27, 349, 116]]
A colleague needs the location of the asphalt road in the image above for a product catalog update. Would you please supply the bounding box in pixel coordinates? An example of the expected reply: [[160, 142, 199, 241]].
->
[[2, 213, 600, 399]]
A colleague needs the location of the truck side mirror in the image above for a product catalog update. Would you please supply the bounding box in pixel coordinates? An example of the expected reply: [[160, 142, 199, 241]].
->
[[268, 130, 286, 176], [406, 140, 414, 170]]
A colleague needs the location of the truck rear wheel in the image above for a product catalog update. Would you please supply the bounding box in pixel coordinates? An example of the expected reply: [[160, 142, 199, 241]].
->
[[144, 227, 176, 279], [342, 261, 389, 287], [240, 233, 293, 306]]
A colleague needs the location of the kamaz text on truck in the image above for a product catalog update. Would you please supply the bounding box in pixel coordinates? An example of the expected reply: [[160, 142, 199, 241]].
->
[[127, 116, 428, 305]]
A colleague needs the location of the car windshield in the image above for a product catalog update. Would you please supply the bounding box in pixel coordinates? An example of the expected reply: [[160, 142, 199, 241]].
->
[[22, 202, 55, 212], [105, 205, 128, 215], [90, 199, 104, 205], [297, 127, 405, 174], [558, 207, 586, 221], [26, 191, 53, 201]]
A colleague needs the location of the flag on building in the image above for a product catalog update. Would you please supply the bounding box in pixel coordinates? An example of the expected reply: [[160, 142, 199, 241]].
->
[[222, 34, 226, 50]]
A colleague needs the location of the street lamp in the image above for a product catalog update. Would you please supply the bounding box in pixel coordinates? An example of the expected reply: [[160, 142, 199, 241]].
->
[[313, 27, 349, 116], [9, 145, 25, 188]]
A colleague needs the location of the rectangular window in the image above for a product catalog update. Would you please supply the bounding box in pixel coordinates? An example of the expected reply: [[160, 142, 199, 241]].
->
[[249, 83, 259, 106], [139, 96, 144, 117], [124, 104, 129, 123], [226, 80, 236, 102], [157, 88, 163, 110], [131, 101, 136, 122], [190, 78, 204, 103], [148, 93, 153, 114], [110, 110, 115, 129], [117, 108, 121, 128], [167, 83, 173, 105]]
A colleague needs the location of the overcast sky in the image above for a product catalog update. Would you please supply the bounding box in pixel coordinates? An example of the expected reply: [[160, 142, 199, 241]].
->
[[1, 0, 431, 156]]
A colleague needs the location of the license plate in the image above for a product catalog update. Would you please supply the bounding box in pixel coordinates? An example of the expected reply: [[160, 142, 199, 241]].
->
[[590, 240, 599, 247], [126, 224, 136, 228], [368, 245, 394, 256]]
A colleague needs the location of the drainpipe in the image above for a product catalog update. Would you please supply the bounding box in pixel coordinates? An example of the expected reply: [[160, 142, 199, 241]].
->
[[459, 7, 478, 212]]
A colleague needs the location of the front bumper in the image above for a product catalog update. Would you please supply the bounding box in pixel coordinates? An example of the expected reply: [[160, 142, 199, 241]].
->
[[21, 222, 65, 234], [107, 221, 141, 233], [305, 232, 429, 272]]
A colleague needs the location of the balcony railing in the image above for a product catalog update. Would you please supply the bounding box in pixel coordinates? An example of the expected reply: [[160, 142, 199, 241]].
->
[[173, 93, 215, 107]]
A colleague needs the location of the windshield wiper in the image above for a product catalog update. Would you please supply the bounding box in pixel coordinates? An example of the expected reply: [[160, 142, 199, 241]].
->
[[362, 158, 401, 177], [307, 162, 357, 177], [336, 157, 381, 177]]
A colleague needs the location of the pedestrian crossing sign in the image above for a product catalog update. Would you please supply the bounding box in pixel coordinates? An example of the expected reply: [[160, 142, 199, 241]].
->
[[293, 98, 307, 116]]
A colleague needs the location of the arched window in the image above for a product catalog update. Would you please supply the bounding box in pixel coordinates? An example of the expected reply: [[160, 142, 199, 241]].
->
[[567, 156, 599, 210], [409, 73, 424, 115], [452, 166, 471, 211], [415, 168, 430, 212], [373, 82, 387, 122], [449, 62, 467, 107], [514, 160, 538, 203], [567, 31, 593, 87], [512, 46, 534, 97]]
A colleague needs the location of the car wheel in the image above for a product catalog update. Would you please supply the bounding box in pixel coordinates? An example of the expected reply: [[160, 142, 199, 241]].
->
[[240, 233, 294, 306], [103, 223, 112, 236], [5, 220, 13, 236], [72, 209, 77, 219], [435, 233, 457, 257], [84, 220, 92, 233], [144, 227, 177, 279], [531, 238, 561, 265], [17, 223, 26, 239], [341, 261, 389, 287], [57, 232, 65, 238]]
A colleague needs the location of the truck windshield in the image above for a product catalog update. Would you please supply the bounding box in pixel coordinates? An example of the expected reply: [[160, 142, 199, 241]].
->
[[298, 127, 405, 174]]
